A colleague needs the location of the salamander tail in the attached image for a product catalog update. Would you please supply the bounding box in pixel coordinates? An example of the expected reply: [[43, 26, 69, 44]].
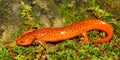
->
[[91, 24, 114, 43]]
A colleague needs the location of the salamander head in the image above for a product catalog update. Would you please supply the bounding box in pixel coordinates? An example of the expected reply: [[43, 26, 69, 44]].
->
[[16, 33, 35, 46]]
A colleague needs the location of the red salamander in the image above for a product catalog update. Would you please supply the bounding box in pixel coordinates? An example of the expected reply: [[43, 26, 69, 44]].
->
[[16, 19, 114, 46]]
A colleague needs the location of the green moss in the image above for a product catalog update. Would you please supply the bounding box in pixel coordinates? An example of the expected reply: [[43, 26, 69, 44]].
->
[[20, 1, 41, 29], [56, 0, 85, 25], [12, 45, 35, 60], [0, 46, 12, 60]]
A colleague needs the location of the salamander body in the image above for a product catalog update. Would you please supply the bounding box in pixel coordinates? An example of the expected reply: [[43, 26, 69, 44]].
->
[[16, 19, 114, 46]]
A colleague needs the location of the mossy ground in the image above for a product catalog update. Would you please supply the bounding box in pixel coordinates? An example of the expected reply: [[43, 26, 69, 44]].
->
[[0, 0, 120, 60]]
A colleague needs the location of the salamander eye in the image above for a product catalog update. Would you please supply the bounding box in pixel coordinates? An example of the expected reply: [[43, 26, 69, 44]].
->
[[20, 40, 25, 43]]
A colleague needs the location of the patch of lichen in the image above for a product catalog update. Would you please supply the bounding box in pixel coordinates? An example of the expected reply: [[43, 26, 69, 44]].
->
[[100, 0, 120, 19], [0, 0, 22, 41]]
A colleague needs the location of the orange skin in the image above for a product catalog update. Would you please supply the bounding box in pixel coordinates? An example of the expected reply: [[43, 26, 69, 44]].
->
[[16, 19, 114, 46]]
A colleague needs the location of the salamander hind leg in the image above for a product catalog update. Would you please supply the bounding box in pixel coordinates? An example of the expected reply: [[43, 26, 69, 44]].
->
[[81, 32, 89, 44]]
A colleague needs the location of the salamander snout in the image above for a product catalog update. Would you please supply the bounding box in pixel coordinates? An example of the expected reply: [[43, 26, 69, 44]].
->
[[16, 34, 35, 46]]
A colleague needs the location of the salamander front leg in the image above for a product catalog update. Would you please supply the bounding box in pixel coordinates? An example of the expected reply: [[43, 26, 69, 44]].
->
[[82, 32, 89, 44]]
